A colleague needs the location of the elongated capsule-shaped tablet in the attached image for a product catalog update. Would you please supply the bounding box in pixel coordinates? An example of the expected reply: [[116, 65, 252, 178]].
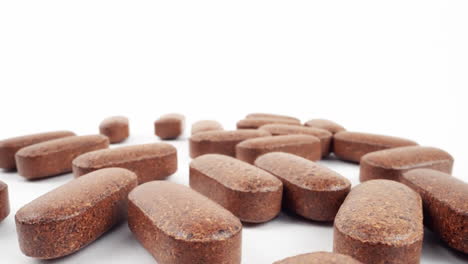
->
[[128, 181, 242, 264], [99, 116, 129, 143], [401, 169, 468, 253], [0, 131, 75, 170], [154, 113, 185, 139], [236, 135, 321, 164], [255, 152, 350, 221], [333, 180, 423, 264], [15, 135, 109, 180], [259, 124, 332, 156], [15, 168, 138, 259], [274, 251, 362, 264], [304, 119, 345, 134], [190, 154, 283, 223], [246, 113, 300, 122], [73, 143, 177, 184], [333, 131, 418, 163], [237, 118, 300, 129], [191, 120, 223, 135], [360, 146, 454, 182], [189, 129, 270, 158], [0, 180, 9, 223]]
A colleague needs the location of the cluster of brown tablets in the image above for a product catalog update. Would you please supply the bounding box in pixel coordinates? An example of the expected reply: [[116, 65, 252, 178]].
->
[[0, 112, 466, 264]]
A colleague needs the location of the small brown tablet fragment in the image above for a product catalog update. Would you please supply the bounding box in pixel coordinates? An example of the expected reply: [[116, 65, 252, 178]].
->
[[236, 118, 301, 129], [16, 168, 137, 259], [246, 113, 300, 122], [154, 113, 185, 139], [360, 146, 454, 182], [333, 131, 418, 163], [190, 154, 283, 223], [191, 120, 223, 135], [99, 116, 129, 143], [274, 251, 363, 264], [401, 169, 468, 253], [255, 152, 350, 221], [259, 124, 333, 156], [304, 119, 346, 134], [334, 180, 423, 264], [190, 129, 270, 158], [236, 135, 321, 164], [72, 143, 177, 184], [128, 181, 242, 264], [0, 180, 10, 222], [0, 131, 76, 170], [15, 135, 109, 180]]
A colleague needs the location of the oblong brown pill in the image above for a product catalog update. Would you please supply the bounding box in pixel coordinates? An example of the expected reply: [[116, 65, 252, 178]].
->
[[99, 116, 129, 143], [236, 135, 321, 164], [333, 131, 418, 163], [0, 131, 76, 170], [128, 181, 242, 264], [259, 124, 332, 156], [154, 113, 185, 139], [191, 120, 223, 135], [333, 179, 423, 264], [236, 118, 301, 129], [15, 168, 138, 259], [274, 251, 363, 264], [304, 119, 346, 134], [255, 152, 350, 221], [15, 135, 109, 180], [189, 129, 270, 158], [190, 154, 283, 223], [72, 143, 177, 184], [246, 113, 300, 122], [401, 169, 468, 253], [0, 180, 10, 222], [360, 146, 454, 182]]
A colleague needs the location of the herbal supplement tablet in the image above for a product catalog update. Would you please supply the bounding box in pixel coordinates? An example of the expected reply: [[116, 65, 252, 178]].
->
[[0, 131, 75, 170], [236, 118, 300, 129], [259, 124, 332, 156], [73, 143, 177, 184], [255, 152, 350, 221], [0, 180, 9, 222], [236, 135, 321, 164], [360, 146, 454, 182], [99, 116, 129, 143], [333, 180, 423, 264], [189, 129, 270, 158], [15, 168, 137, 259], [154, 113, 185, 140], [304, 119, 345, 134], [273, 251, 362, 264], [333, 131, 418, 163], [191, 120, 223, 135], [15, 135, 109, 180], [246, 113, 300, 122], [190, 154, 282, 223], [128, 181, 242, 264], [401, 169, 468, 253]]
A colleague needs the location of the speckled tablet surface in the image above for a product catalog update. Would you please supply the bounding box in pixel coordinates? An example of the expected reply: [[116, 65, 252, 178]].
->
[[15, 168, 137, 259], [401, 169, 468, 253], [190, 154, 282, 223], [128, 181, 242, 264], [255, 152, 350, 221], [334, 179, 423, 264], [360, 146, 454, 182], [72, 143, 177, 184]]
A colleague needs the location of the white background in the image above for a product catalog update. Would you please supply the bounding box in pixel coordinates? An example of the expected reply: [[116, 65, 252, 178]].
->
[[0, 0, 467, 263]]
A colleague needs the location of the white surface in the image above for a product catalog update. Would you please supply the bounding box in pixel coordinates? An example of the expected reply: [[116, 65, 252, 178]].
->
[[0, 0, 467, 263]]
